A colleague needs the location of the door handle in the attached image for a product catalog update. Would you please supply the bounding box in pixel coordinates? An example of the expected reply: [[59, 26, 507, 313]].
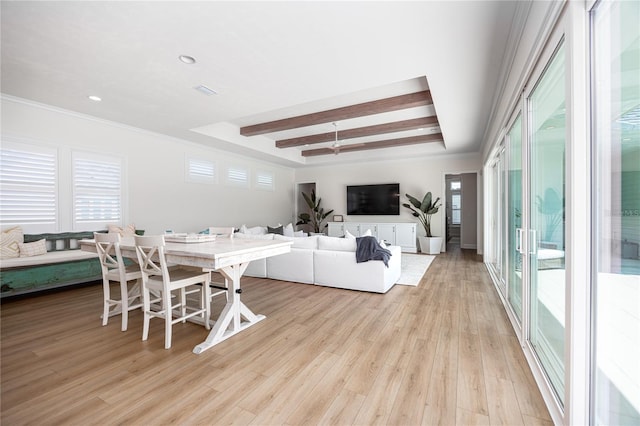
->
[[529, 229, 537, 255], [516, 228, 524, 254]]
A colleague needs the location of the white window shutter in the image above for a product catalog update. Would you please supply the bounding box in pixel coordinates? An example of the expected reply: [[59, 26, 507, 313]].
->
[[255, 171, 274, 190], [226, 166, 249, 187], [186, 157, 216, 183], [73, 153, 122, 227], [0, 144, 58, 228]]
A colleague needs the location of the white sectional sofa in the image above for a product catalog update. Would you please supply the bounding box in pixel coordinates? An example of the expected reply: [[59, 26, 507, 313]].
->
[[236, 233, 401, 293]]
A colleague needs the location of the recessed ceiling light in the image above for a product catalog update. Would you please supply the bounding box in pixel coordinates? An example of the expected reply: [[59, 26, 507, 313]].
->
[[88, 95, 102, 102], [179, 55, 196, 64], [194, 85, 217, 96]]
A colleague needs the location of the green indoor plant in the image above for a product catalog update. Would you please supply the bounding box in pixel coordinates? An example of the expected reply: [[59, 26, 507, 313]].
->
[[403, 191, 443, 254], [296, 189, 334, 234]]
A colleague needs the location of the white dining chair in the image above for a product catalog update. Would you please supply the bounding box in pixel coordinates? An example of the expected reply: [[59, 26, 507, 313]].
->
[[134, 235, 211, 349], [94, 232, 143, 331]]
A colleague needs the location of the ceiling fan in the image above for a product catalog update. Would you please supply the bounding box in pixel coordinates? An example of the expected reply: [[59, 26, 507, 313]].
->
[[328, 122, 364, 155]]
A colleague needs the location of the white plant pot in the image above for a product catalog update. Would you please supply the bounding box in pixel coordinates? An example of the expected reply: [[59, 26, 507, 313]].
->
[[418, 236, 443, 254]]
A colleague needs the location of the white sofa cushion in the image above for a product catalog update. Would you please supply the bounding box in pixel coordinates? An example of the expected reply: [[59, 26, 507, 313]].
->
[[1, 249, 98, 269], [317, 235, 356, 252], [313, 245, 401, 293], [234, 232, 272, 277], [244, 258, 267, 278], [274, 234, 318, 250], [267, 248, 314, 284]]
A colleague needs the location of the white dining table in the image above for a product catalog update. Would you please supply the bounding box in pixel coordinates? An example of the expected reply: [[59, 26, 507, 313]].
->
[[81, 236, 292, 354]]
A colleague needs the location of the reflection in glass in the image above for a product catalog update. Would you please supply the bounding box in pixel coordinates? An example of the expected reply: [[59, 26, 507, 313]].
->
[[528, 42, 566, 404], [592, 1, 640, 423]]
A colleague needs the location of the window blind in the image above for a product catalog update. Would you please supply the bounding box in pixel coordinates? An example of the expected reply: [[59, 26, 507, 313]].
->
[[0, 145, 57, 226], [73, 155, 122, 224], [255, 171, 274, 190], [226, 166, 249, 187], [186, 158, 216, 183]]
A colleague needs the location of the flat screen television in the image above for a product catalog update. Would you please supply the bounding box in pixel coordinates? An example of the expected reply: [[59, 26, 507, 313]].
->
[[346, 183, 400, 215]]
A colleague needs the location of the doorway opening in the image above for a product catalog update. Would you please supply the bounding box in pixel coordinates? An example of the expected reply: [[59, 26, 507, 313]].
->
[[445, 173, 478, 251]]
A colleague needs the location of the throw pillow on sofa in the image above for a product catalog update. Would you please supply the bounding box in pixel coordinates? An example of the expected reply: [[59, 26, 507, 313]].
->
[[240, 225, 268, 235], [345, 229, 372, 239], [283, 223, 294, 237], [0, 226, 23, 259], [267, 225, 284, 235], [19, 238, 47, 257], [108, 223, 136, 236]]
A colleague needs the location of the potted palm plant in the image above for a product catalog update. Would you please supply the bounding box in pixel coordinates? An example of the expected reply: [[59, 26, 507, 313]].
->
[[296, 189, 334, 234], [403, 191, 443, 254]]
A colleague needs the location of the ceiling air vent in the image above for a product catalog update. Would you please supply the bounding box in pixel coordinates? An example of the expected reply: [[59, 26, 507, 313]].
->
[[194, 85, 217, 96]]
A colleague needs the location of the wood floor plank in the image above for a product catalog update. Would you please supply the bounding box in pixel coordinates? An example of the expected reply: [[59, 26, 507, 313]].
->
[[352, 361, 405, 425], [0, 247, 552, 425], [249, 351, 339, 425], [501, 334, 553, 421], [485, 375, 525, 425], [457, 407, 492, 425], [457, 331, 490, 416], [523, 413, 555, 426], [316, 388, 366, 426], [387, 338, 433, 425], [423, 305, 459, 425]]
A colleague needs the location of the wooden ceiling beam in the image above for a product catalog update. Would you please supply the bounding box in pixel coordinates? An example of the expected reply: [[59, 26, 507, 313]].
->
[[301, 133, 443, 157], [276, 116, 439, 148], [240, 90, 432, 136]]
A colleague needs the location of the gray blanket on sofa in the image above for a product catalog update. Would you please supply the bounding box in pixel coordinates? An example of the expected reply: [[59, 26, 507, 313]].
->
[[356, 236, 392, 267]]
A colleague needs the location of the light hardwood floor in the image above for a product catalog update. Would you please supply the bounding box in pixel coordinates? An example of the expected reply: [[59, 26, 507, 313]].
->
[[1, 247, 553, 425]]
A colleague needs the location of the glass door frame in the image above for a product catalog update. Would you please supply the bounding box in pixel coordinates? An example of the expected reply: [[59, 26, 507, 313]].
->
[[519, 4, 592, 423], [483, 3, 593, 425], [505, 107, 527, 334]]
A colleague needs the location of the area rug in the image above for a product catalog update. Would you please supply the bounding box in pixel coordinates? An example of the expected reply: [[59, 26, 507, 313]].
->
[[396, 253, 435, 286]]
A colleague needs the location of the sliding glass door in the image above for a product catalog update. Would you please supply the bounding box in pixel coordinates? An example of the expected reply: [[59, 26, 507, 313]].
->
[[527, 42, 566, 404], [592, 1, 640, 423], [487, 148, 507, 295], [507, 114, 523, 322]]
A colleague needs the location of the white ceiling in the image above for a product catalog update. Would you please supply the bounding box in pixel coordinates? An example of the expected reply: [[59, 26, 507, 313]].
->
[[1, 1, 521, 167]]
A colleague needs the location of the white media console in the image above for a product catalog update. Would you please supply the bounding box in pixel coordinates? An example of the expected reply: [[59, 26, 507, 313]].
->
[[327, 222, 417, 253]]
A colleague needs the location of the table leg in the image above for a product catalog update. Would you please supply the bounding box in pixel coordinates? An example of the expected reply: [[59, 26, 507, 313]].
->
[[192, 262, 266, 354]]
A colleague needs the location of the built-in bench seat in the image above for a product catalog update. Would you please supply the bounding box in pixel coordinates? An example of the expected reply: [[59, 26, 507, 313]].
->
[[0, 249, 98, 268], [0, 231, 103, 298]]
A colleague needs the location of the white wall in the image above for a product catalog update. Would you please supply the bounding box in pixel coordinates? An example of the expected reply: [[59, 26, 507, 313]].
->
[[295, 154, 482, 242], [1, 97, 296, 234]]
